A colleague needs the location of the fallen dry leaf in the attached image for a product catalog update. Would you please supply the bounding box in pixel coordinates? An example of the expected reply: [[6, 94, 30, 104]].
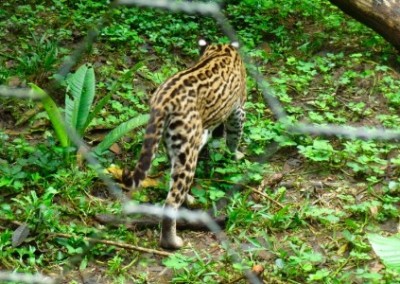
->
[[109, 143, 121, 155], [141, 178, 159, 188], [251, 264, 264, 275], [106, 164, 123, 180], [337, 243, 348, 256], [370, 261, 385, 273], [268, 173, 284, 188], [106, 164, 160, 188], [369, 205, 379, 217]]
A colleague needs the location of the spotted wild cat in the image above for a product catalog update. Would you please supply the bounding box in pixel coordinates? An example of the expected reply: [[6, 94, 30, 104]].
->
[[122, 40, 246, 249]]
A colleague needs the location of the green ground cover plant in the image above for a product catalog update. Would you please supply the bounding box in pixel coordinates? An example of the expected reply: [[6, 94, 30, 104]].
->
[[1, 0, 400, 283]]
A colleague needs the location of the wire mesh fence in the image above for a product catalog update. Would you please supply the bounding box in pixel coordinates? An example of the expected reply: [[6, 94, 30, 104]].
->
[[1, 0, 400, 283]]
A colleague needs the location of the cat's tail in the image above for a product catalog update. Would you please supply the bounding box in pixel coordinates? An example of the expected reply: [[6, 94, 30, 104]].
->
[[122, 107, 165, 189]]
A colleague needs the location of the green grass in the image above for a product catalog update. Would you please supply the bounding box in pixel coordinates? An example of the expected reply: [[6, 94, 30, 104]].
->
[[1, 0, 400, 283]]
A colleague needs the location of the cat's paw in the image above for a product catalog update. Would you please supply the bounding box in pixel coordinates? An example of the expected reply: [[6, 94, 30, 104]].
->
[[185, 194, 196, 207], [160, 234, 184, 250]]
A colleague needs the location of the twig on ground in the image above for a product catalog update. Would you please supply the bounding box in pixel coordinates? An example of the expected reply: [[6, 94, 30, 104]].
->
[[250, 187, 284, 208], [49, 232, 171, 257], [196, 178, 284, 208]]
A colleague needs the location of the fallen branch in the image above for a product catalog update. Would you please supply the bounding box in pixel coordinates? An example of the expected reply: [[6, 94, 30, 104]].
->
[[49, 232, 171, 257]]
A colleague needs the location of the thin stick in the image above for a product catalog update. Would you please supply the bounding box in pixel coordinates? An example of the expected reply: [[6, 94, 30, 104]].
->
[[250, 187, 284, 208], [49, 232, 171, 257]]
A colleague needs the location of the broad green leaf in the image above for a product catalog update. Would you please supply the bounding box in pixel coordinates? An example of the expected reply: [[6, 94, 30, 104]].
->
[[209, 188, 225, 201], [65, 64, 96, 135], [76, 65, 95, 134], [29, 83, 69, 147], [368, 233, 400, 272], [163, 253, 191, 270], [94, 114, 149, 155]]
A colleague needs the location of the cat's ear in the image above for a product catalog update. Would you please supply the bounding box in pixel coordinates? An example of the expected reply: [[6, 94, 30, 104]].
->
[[231, 41, 240, 49], [198, 39, 208, 54]]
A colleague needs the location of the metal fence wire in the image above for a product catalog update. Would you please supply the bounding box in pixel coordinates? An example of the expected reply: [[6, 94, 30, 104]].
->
[[1, 0, 400, 283]]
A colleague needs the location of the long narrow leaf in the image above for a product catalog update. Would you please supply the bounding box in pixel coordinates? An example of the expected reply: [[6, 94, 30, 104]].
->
[[29, 83, 69, 147], [64, 94, 74, 128], [65, 65, 85, 129], [76, 65, 95, 134], [94, 114, 149, 155], [368, 233, 400, 272], [65, 64, 95, 135]]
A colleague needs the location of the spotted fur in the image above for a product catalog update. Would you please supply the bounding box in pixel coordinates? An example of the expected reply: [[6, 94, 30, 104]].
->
[[122, 41, 246, 249]]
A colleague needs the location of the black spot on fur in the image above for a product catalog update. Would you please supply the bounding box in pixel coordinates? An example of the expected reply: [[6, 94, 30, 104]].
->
[[198, 73, 207, 81], [146, 123, 157, 135], [171, 143, 182, 150], [143, 138, 153, 150], [133, 169, 145, 186], [189, 76, 198, 83], [224, 46, 232, 54], [122, 169, 133, 187], [212, 66, 219, 74], [169, 120, 184, 130], [178, 153, 186, 164], [139, 149, 152, 171], [171, 134, 187, 143], [170, 89, 178, 98], [167, 77, 180, 88]]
